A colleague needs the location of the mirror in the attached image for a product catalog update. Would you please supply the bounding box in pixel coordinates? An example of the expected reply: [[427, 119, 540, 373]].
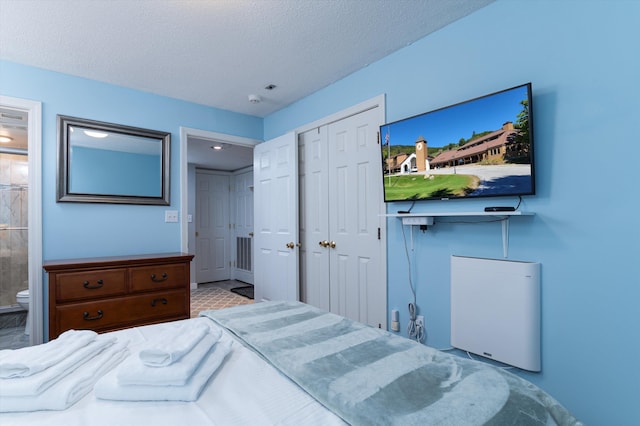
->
[[57, 115, 170, 205]]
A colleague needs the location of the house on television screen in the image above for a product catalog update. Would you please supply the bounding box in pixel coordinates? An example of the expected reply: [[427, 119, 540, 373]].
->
[[385, 136, 430, 174], [430, 121, 530, 169], [386, 121, 530, 176]]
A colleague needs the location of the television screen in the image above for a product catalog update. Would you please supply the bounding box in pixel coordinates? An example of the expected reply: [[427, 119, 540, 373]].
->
[[380, 83, 535, 203]]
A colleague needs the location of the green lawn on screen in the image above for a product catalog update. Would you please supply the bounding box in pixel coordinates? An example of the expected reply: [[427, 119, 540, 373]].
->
[[383, 174, 479, 201]]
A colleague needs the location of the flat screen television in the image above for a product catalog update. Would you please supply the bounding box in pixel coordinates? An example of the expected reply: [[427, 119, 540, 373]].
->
[[380, 83, 535, 203]]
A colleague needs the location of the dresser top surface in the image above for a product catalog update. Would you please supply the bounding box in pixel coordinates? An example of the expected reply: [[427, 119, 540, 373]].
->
[[43, 252, 194, 271]]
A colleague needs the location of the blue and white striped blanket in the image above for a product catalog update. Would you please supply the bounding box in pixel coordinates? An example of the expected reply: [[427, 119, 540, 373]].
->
[[202, 301, 581, 426]]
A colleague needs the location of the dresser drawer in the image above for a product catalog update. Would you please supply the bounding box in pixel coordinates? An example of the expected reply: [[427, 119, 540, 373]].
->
[[129, 263, 187, 292], [54, 289, 188, 335], [55, 269, 127, 302]]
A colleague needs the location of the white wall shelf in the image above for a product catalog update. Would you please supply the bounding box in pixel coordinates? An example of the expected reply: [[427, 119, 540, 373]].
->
[[384, 211, 534, 258]]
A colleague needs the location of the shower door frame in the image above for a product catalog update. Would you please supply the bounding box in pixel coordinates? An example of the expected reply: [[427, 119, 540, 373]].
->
[[0, 96, 43, 345]]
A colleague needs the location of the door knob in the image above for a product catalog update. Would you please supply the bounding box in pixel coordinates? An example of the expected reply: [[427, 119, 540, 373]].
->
[[319, 240, 329, 248], [329, 241, 336, 249], [286, 242, 295, 249]]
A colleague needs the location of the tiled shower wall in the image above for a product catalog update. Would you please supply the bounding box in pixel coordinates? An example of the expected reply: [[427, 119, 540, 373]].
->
[[0, 153, 28, 308]]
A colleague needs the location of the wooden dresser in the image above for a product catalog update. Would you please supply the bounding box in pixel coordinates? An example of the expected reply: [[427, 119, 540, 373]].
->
[[44, 253, 194, 340]]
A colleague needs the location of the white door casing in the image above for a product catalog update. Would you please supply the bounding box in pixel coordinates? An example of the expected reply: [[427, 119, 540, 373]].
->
[[195, 171, 230, 283], [253, 132, 298, 302], [179, 127, 261, 288]]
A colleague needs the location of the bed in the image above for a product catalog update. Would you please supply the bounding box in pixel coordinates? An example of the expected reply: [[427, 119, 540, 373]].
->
[[0, 300, 582, 425]]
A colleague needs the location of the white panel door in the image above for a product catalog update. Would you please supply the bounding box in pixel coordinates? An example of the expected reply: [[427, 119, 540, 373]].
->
[[327, 107, 385, 328], [232, 170, 254, 284], [299, 127, 330, 311], [253, 132, 299, 302], [195, 172, 230, 283]]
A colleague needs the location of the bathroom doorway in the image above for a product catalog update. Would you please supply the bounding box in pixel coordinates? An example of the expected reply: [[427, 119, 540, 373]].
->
[[0, 109, 29, 349], [0, 96, 43, 348]]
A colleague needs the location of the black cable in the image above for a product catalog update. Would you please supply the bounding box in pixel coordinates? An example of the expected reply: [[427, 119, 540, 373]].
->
[[515, 195, 523, 211], [397, 199, 416, 214]]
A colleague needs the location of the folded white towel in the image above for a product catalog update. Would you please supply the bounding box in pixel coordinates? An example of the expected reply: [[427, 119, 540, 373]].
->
[[0, 330, 97, 378], [95, 339, 232, 402], [118, 327, 222, 386], [139, 320, 211, 367], [0, 335, 116, 397], [0, 340, 129, 413]]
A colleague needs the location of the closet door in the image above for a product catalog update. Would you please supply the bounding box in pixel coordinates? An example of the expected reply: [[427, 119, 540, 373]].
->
[[299, 126, 330, 311], [327, 107, 385, 328], [299, 106, 386, 329]]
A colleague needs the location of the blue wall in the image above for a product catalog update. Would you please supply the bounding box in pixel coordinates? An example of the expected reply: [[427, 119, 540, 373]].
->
[[265, 1, 639, 425], [0, 60, 262, 259]]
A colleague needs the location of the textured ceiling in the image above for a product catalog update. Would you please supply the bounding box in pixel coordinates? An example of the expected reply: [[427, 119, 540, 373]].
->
[[0, 0, 493, 170], [0, 0, 493, 118]]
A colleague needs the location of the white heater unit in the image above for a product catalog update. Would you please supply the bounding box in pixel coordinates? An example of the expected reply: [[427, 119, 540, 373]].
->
[[450, 255, 541, 371]]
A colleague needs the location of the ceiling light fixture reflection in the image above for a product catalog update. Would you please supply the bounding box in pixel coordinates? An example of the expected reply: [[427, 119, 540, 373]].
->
[[83, 130, 109, 138], [0, 136, 13, 143], [211, 145, 224, 151]]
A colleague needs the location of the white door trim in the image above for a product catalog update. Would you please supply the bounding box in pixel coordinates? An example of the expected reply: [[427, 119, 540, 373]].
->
[[0, 95, 43, 344], [179, 127, 261, 288], [295, 94, 386, 134]]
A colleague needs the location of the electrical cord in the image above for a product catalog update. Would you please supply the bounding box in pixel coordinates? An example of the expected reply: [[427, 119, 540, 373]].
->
[[401, 224, 425, 343], [515, 195, 523, 211]]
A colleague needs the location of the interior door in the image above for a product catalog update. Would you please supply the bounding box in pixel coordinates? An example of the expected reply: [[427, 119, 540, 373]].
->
[[299, 126, 330, 311], [253, 132, 299, 302], [327, 107, 385, 328], [232, 170, 254, 284], [195, 171, 230, 283]]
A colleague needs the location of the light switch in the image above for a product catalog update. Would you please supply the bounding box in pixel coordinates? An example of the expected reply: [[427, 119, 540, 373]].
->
[[165, 210, 178, 223]]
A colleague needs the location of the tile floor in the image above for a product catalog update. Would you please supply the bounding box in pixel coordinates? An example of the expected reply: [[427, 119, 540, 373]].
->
[[0, 310, 29, 350], [0, 280, 253, 350], [190, 280, 254, 317]]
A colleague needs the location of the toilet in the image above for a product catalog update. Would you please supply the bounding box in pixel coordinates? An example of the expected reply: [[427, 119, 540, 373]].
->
[[16, 289, 30, 336]]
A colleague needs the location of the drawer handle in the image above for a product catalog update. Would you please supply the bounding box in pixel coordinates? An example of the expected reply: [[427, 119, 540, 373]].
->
[[83, 310, 104, 321], [150, 272, 168, 282], [151, 297, 168, 307], [83, 279, 104, 289]]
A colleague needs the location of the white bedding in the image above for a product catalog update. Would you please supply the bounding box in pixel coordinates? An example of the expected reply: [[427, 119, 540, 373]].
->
[[0, 318, 346, 426]]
